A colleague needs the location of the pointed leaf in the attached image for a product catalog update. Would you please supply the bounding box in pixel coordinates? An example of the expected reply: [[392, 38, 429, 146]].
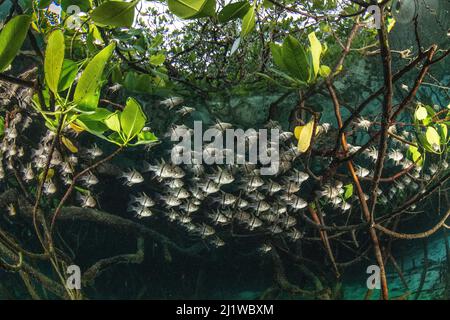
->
[[58, 59, 78, 91], [282, 35, 309, 82], [61, 136, 79, 153], [270, 42, 287, 71], [296, 120, 314, 152], [74, 43, 115, 104], [218, 1, 250, 23], [240, 5, 255, 37], [120, 97, 146, 141], [308, 31, 322, 80], [104, 112, 121, 132], [168, 0, 211, 19], [45, 30, 65, 94], [91, 0, 137, 28], [0, 15, 32, 72]]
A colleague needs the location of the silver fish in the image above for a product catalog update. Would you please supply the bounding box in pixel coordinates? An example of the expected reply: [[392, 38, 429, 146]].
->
[[176, 106, 195, 116], [285, 194, 307, 209], [128, 204, 153, 218], [143, 160, 176, 178], [87, 143, 103, 158], [160, 96, 184, 109], [181, 200, 200, 213], [210, 237, 225, 247], [250, 200, 271, 213], [80, 172, 99, 186], [355, 165, 370, 178], [165, 178, 184, 188], [279, 215, 297, 228], [120, 169, 144, 186], [60, 162, 73, 175], [259, 243, 272, 253], [279, 131, 294, 142], [161, 195, 182, 207], [288, 169, 309, 184], [7, 203, 16, 217], [210, 211, 229, 225], [171, 187, 190, 199], [199, 180, 220, 194], [178, 214, 192, 224], [130, 192, 155, 207], [268, 224, 283, 234], [208, 168, 234, 185], [245, 215, 263, 230], [263, 180, 282, 194], [248, 191, 265, 201], [196, 223, 215, 237], [44, 180, 57, 195], [215, 192, 238, 206], [235, 210, 251, 222], [287, 228, 302, 241], [284, 180, 301, 194], [77, 193, 96, 208], [22, 163, 34, 182], [165, 210, 179, 222], [244, 176, 264, 189], [210, 121, 233, 131], [235, 197, 249, 209]]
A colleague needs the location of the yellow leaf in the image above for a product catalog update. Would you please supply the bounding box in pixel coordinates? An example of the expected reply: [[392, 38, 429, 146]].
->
[[61, 136, 78, 153], [295, 120, 314, 153], [414, 105, 427, 121], [294, 125, 303, 139], [38, 168, 54, 182], [69, 122, 85, 133]]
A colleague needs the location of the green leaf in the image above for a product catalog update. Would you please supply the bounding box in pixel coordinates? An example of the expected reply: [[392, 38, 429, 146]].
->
[[319, 65, 331, 78], [282, 35, 309, 82], [38, 0, 53, 9], [168, 0, 211, 19], [437, 123, 448, 143], [407, 145, 423, 165], [123, 72, 155, 93], [78, 107, 113, 121], [240, 5, 255, 37], [131, 131, 158, 145], [45, 30, 65, 94], [308, 31, 322, 80], [425, 126, 441, 152], [61, 0, 92, 12], [120, 97, 146, 141], [74, 43, 115, 105], [107, 132, 125, 145], [262, 0, 274, 8], [190, 0, 216, 18], [104, 112, 121, 132], [58, 59, 78, 92], [91, 0, 137, 28], [0, 116, 4, 137], [343, 184, 353, 200], [270, 43, 287, 71], [0, 15, 32, 72], [414, 105, 428, 121], [150, 53, 165, 66], [76, 118, 108, 135], [218, 1, 250, 23]]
